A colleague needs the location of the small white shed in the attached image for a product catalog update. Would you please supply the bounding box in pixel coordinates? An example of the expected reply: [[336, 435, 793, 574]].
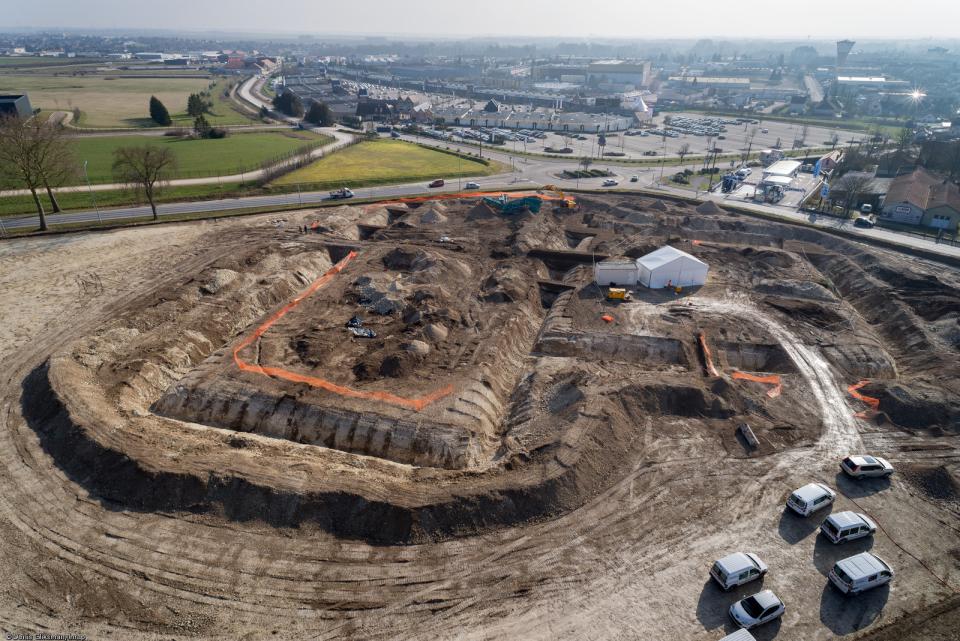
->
[[594, 259, 639, 286], [636, 246, 709, 289]]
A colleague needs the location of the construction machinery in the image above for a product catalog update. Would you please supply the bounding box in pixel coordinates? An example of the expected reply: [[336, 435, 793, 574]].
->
[[606, 287, 632, 301], [482, 194, 544, 215]]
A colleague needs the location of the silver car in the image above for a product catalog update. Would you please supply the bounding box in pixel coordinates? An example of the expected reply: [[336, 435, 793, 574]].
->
[[710, 552, 768, 591], [841, 455, 894, 478], [729, 589, 785, 629]]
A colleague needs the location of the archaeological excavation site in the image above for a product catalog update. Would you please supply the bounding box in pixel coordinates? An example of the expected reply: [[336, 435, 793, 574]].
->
[[1, 192, 958, 640]]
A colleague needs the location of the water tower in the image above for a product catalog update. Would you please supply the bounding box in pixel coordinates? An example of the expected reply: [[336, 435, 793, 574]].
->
[[836, 40, 855, 69]]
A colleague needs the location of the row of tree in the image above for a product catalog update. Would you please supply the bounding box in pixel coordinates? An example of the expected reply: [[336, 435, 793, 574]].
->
[[0, 115, 176, 230], [271, 90, 335, 126]]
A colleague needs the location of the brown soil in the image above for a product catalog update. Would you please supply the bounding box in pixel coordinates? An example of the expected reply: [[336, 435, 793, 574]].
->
[[0, 195, 958, 640]]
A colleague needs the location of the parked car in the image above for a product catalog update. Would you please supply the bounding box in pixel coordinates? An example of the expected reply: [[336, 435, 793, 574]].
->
[[630, 175, 639, 182], [710, 552, 768, 591], [820, 511, 877, 544], [829, 552, 894, 594], [729, 590, 785, 629], [464, 181, 480, 190], [841, 455, 894, 478], [854, 215, 876, 228], [786, 482, 836, 516], [761, 128, 769, 134], [428, 179, 445, 188], [860, 204, 874, 214], [603, 178, 619, 187], [719, 629, 756, 641], [736, 168, 752, 178]]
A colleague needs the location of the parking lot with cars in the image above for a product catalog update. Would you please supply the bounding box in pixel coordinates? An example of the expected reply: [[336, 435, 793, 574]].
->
[[524, 112, 860, 161]]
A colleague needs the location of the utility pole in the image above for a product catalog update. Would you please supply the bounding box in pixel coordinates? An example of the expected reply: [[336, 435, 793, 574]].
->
[[83, 161, 102, 224]]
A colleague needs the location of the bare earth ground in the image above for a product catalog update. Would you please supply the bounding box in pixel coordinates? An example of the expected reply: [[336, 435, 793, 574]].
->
[[0, 197, 957, 641]]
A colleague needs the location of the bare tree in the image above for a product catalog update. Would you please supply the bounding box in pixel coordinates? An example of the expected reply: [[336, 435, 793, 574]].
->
[[896, 127, 913, 152], [0, 115, 77, 229], [829, 132, 840, 150], [579, 156, 593, 172], [112, 145, 177, 220], [677, 142, 691, 167], [836, 173, 875, 217]]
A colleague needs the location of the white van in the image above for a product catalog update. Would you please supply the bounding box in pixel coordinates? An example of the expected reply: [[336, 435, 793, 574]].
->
[[719, 629, 756, 641], [820, 511, 877, 544], [829, 552, 894, 594], [710, 552, 768, 591], [786, 482, 836, 516]]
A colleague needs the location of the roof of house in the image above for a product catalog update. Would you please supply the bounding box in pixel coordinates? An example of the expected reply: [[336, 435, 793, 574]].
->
[[885, 167, 960, 213], [637, 245, 707, 270]]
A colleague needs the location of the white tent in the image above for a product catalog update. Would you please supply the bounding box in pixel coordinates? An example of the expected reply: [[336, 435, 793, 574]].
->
[[594, 259, 639, 286], [636, 246, 709, 289]]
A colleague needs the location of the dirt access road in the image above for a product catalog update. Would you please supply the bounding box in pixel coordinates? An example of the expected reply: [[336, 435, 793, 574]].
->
[[0, 202, 957, 640]]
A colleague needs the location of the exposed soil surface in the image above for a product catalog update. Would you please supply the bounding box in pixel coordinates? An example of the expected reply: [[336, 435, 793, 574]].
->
[[0, 195, 958, 640]]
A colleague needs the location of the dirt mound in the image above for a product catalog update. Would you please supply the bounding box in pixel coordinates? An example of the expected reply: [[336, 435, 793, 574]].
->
[[650, 199, 670, 212], [382, 247, 436, 272], [618, 382, 734, 418], [467, 201, 499, 220], [419, 207, 448, 224], [865, 381, 960, 432], [901, 465, 960, 503], [695, 200, 724, 215]]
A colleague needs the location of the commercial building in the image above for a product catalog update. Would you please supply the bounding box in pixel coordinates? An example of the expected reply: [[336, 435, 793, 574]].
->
[[0, 94, 33, 119], [762, 160, 802, 181], [880, 168, 960, 232], [587, 60, 652, 90]]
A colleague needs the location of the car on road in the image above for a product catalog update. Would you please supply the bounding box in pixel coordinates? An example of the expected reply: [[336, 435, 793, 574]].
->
[[841, 455, 894, 478], [464, 181, 480, 190], [786, 482, 836, 516], [428, 179, 445, 188], [854, 215, 876, 228], [820, 511, 877, 544], [761, 128, 769, 134], [829, 552, 894, 594], [630, 175, 639, 182], [736, 168, 752, 178], [729, 590, 785, 629], [328, 187, 354, 200], [710, 552, 768, 591], [602, 179, 619, 187]]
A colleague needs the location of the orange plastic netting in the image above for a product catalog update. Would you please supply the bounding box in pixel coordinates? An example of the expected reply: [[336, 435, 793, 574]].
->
[[732, 371, 783, 398], [697, 332, 719, 377], [232, 251, 455, 411], [847, 380, 880, 418]]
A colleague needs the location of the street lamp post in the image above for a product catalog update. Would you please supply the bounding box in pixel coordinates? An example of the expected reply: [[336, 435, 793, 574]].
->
[[83, 161, 102, 224]]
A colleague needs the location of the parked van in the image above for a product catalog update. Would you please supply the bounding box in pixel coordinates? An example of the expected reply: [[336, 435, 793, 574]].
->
[[710, 552, 768, 591], [786, 483, 836, 516], [820, 511, 877, 544], [719, 629, 756, 641], [829, 552, 893, 594]]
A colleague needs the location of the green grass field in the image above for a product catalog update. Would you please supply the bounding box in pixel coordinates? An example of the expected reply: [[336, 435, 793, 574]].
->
[[57, 130, 332, 184], [0, 71, 261, 128], [275, 139, 501, 188]]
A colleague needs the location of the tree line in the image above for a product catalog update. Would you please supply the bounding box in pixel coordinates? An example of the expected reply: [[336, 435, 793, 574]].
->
[[0, 115, 176, 229]]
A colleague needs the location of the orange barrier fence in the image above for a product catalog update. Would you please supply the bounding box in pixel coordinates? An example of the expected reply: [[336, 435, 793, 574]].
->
[[697, 332, 719, 377], [847, 380, 880, 418], [232, 251, 455, 412], [732, 371, 783, 399]]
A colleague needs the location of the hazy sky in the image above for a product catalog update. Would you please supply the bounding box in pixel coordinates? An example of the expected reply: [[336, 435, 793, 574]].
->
[[7, 0, 960, 39]]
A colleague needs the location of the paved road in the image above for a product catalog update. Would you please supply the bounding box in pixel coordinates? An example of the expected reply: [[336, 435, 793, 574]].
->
[[2, 120, 957, 261]]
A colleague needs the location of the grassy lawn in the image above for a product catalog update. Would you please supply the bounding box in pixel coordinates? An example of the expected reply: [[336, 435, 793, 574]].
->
[[0, 182, 270, 218], [275, 139, 502, 188], [0, 73, 213, 127], [54, 130, 332, 184]]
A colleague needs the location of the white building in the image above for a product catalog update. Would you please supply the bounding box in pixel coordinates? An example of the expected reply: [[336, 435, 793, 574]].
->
[[762, 160, 802, 185], [594, 259, 640, 287], [636, 246, 709, 289]]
